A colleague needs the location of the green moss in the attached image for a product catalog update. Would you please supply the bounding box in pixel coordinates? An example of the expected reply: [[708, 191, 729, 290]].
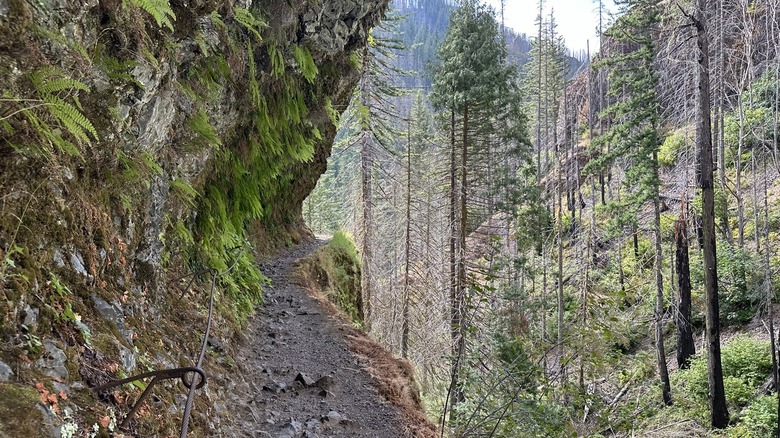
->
[[0, 383, 50, 436], [311, 230, 363, 326]]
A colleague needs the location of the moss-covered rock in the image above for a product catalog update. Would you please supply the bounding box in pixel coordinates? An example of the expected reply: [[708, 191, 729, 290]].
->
[[0, 383, 53, 437]]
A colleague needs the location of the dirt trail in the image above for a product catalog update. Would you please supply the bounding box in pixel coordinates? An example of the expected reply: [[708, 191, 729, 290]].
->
[[220, 239, 410, 437]]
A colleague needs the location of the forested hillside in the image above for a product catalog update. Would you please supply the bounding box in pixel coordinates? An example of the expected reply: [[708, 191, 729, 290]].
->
[[306, 0, 780, 436]]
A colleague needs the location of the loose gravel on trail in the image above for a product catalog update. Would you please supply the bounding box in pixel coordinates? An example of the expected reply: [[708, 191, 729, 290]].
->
[[220, 240, 408, 438]]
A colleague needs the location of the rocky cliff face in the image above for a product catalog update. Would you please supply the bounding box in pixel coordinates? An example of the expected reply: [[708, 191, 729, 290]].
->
[[0, 0, 387, 435]]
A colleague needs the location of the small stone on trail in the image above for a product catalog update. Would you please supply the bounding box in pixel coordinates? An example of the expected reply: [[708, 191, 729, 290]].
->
[[324, 410, 344, 423], [262, 381, 286, 393], [314, 375, 335, 391], [295, 372, 315, 387]]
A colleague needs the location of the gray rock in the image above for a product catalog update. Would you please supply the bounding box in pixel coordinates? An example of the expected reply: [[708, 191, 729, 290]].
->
[[324, 411, 344, 423], [36, 340, 68, 381], [0, 360, 13, 381], [70, 250, 88, 276], [314, 375, 335, 391], [53, 249, 66, 268], [262, 381, 286, 394], [92, 295, 124, 328], [0, 0, 8, 17], [118, 345, 136, 372], [295, 372, 315, 387], [22, 304, 39, 331]]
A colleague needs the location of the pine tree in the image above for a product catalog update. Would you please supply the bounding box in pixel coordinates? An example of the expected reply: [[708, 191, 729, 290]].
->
[[430, 0, 524, 422], [584, 0, 671, 406]]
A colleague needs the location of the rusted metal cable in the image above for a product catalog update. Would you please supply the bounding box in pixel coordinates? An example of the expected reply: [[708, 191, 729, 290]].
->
[[92, 248, 244, 437]]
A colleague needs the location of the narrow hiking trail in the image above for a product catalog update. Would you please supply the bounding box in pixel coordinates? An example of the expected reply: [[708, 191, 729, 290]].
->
[[220, 239, 413, 438]]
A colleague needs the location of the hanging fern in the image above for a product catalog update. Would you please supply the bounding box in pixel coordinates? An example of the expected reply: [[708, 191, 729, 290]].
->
[[210, 11, 227, 31], [268, 44, 285, 78], [234, 7, 265, 42], [246, 41, 262, 110], [293, 44, 318, 84], [187, 106, 222, 149], [171, 179, 199, 207], [124, 0, 176, 31]]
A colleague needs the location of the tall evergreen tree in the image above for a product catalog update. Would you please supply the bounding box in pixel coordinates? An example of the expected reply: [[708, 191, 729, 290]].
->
[[430, 0, 523, 422], [584, 0, 671, 406]]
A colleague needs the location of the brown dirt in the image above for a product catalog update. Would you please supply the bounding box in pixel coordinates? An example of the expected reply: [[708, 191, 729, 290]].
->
[[220, 239, 437, 437]]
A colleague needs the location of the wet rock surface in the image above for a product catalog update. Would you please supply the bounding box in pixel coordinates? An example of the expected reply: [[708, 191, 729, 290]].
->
[[222, 240, 406, 437]]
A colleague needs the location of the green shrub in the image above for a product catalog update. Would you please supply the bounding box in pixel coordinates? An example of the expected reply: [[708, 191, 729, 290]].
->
[[718, 246, 763, 325], [672, 336, 771, 412], [721, 335, 772, 387], [727, 395, 778, 438], [659, 132, 690, 167]]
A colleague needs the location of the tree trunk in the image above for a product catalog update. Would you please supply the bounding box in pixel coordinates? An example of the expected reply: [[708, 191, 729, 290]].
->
[[694, 0, 729, 427], [447, 105, 462, 414], [653, 186, 672, 405], [675, 207, 696, 369], [401, 118, 411, 359], [455, 100, 469, 408], [360, 133, 374, 330]]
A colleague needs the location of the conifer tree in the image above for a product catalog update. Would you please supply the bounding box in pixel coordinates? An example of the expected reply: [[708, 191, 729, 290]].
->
[[430, 0, 523, 421], [584, 0, 671, 405]]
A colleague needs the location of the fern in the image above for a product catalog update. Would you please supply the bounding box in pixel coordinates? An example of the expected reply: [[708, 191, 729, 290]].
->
[[268, 44, 285, 77], [210, 11, 227, 31], [247, 41, 262, 109], [293, 44, 318, 84], [171, 179, 199, 207], [234, 7, 265, 41], [124, 0, 176, 31], [324, 97, 340, 126], [0, 67, 99, 157], [187, 106, 222, 149], [141, 152, 163, 175]]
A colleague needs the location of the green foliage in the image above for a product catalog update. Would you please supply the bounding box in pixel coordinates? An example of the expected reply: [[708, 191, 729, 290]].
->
[[234, 7, 265, 41], [170, 179, 199, 207], [718, 245, 763, 325], [293, 44, 318, 84], [314, 231, 363, 326], [727, 395, 778, 438], [1, 67, 98, 157], [122, 0, 176, 31], [210, 10, 227, 31], [268, 44, 285, 77], [47, 274, 91, 344], [329, 230, 360, 264], [673, 336, 771, 415], [187, 107, 222, 150], [95, 47, 142, 87], [124, 0, 176, 31], [658, 131, 690, 167]]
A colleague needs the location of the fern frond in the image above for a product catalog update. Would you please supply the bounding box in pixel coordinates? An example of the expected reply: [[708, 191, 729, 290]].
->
[[234, 7, 265, 41], [210, 11, 227, 31], [171, 179, 199, 207], [46, 96, 99, 143], [141, 152, 163, 175], [125, 0, 176, 31], [188, 107, 222, 149], [268, 45, 285, 77], [293, 45, 318, 84], [247, 42, 261, 109]]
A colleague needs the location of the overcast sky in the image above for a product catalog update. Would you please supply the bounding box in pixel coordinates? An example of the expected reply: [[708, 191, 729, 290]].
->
[[483, 0, 617, 54]]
